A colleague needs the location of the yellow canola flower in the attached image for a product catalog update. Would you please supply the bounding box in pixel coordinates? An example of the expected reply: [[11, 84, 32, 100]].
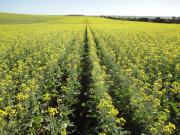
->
[[10, 109, 16, 115], [16, 103, 25, 111], [28, 78, 38, 91], [109, 107, 118, 116], [48, 107, 58, 116], [6, 74, 12, 81], [116, 117, 126, 125], [5, 105, 16, 115], [16, 92, 29, 100], [163, 122, 176, 135], [42, 93, 51, 101], [0, 98, 3, 102], [0, 109, 7, 117], [98, 98, 118, 116], [164, 109, 170, 113], [60, 129, 67, 135], [99, 133, 106, 135]]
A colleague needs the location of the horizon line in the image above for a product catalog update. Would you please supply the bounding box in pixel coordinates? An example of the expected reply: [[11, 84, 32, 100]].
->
[[0, 12, 179, 17]]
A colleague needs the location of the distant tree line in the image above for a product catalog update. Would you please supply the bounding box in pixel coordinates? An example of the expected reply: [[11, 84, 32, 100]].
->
[[101, 16, 180, 24], [66, 14, 85, 16]]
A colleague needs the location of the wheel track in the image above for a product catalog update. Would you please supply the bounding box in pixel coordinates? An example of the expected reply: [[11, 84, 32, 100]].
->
[[70, 25, 92, 135]]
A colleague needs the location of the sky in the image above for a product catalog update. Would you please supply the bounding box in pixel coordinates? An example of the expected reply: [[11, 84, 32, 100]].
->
[[0, 0, 179, 16]]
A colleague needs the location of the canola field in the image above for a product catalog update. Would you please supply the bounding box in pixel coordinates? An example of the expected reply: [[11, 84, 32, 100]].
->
[[0, 13, 179, 135]]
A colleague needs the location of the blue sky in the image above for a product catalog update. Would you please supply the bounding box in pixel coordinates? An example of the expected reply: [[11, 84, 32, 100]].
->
[[0, 0, 179, 16]]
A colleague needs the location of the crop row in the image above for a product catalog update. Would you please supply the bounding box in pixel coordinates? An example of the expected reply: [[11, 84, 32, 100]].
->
[[0, 25, 85, 134], [90, 24, 179, 135], [84, 26, 128, 135]]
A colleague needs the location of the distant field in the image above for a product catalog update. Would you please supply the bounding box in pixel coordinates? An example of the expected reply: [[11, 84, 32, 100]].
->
[[0, 13, 65, 24], [0, 13, 179, 135]]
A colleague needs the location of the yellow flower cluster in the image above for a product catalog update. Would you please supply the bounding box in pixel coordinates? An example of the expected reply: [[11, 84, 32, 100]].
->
[[16, 92, 29, 100], [48, 107, 58, 116], [60, 129, 67, 135], [0, 109, 7, 117], [116, 118, 126, 125], [42, 93, 51, 101], [163, 122, 176, 135], [99, 133, 106, 135], [98, 98, 118, 117]]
